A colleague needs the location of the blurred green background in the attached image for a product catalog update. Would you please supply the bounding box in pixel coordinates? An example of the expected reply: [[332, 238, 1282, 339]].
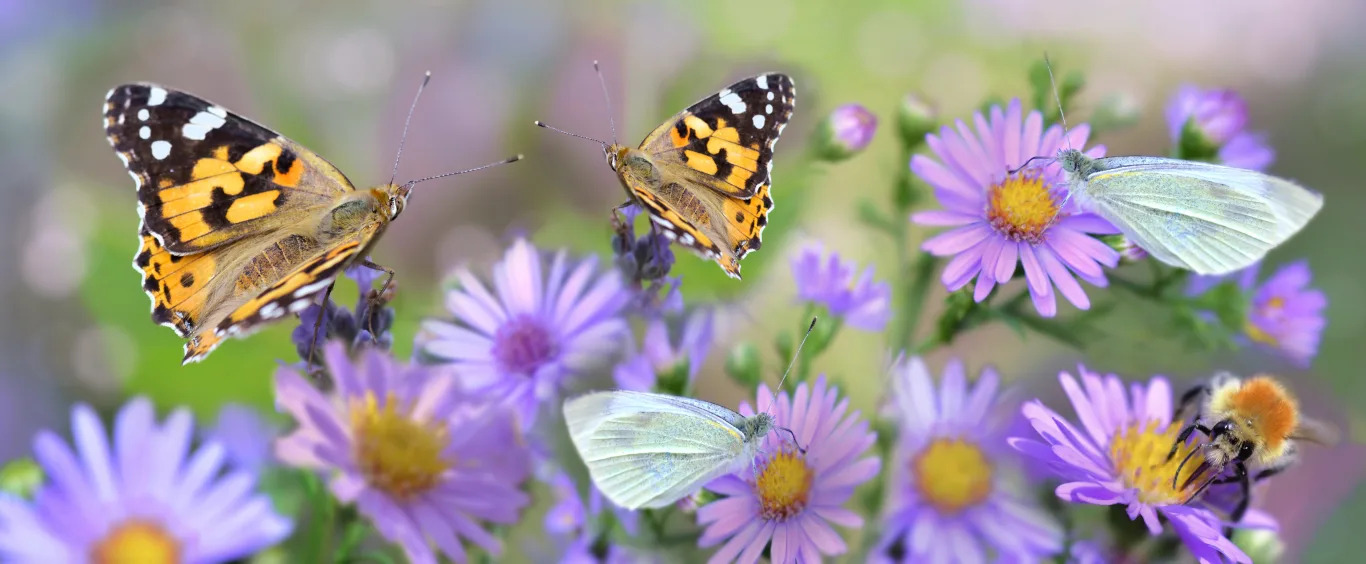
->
[[3, 0, 1364, 560]]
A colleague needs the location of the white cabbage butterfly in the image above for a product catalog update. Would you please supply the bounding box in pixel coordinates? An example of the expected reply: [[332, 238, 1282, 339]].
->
[[1057, 150, 1323, 275], [562, 319, 815, 510], [1034, 56, 1323, 275]]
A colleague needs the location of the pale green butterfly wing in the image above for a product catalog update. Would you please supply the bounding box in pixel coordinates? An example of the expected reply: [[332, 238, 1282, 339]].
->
[[1083, 157, 1323, 275], [563, 391, 753, 510]]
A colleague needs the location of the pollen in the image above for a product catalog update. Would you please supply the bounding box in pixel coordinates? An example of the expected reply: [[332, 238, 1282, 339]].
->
[[755, 448, 814, 521], [350, 391, 452, 500], [913, 438, 993, 514], [91, 519, 181, 564], [1109, 420, 1206, 505], [986, 172, 1059, 244]]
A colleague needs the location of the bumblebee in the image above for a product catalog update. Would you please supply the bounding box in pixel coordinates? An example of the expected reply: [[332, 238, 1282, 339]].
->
[[1167, 372, 1338, 526]]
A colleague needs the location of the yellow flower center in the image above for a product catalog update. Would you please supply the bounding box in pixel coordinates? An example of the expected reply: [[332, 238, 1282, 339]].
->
[[351, 391, 452, 500], [90, 519, 180, 564], [913, 438, 993, 514], [755, 448, 813, 521], [987, 173, 1058, 243], [1244, 296, 1286, 346], [1109, 419, 1207, 505]]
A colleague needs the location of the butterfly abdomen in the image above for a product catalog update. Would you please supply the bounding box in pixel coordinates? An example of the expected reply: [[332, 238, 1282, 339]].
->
[[234, 235, 322, 293]]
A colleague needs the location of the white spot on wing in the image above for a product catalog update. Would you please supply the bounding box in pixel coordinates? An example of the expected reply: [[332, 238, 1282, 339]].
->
[[719, 92, 746, 114], [147, 87, 167, 106], [182, 124, 210, 140], [756, 75, 769, 90], [766, 104, 773, 114], [294, 278, 334, 299], [260, 302, 284, 319], [680, 233, 695, 245], [139, 126, 150, 140], [127, 170, 141, 188], [753, 115, 765, 129], [138, 108, 149, 121], [105, 88, 116, 101], [207, 105, 227, 118], [767, 92, 774, 101], [151, 140, 171, 160], [288, 300, 313, 313]]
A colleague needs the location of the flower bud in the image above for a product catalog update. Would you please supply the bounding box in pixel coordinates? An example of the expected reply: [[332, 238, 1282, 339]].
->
[[896, 93, 937, 149], [1100, 234, 1149, 264], [725, 342, 762, 388], [814, 103, 878, 161], [0, 457, 43, 500]]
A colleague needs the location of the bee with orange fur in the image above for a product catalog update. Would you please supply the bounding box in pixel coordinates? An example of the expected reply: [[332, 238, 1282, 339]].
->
[[1167, 372, 1338, 528]]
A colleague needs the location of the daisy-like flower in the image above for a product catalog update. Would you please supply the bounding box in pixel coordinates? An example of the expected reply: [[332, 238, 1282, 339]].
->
[[1009, 367, 1280, 564], [543, 470, 651, 564], [875, 357, 1061, 562], [910, 99, 1120, 317], [417, 237, 631, 425], [293, 258, 397, 363], [790, 243, 891, 331], [275, 342, 532, 564], [1166, 85, 1275, 171], [1187, 260, 1327, 367], [203, 403, 279, 474], [696, 376, 880, 563], [0, 397, 292, 562], [613, 309, 714, 392]]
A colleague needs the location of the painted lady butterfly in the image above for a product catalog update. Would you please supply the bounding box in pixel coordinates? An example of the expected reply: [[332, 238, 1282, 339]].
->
[[104, 77, 518, 364], [541, 69, 795, 279]]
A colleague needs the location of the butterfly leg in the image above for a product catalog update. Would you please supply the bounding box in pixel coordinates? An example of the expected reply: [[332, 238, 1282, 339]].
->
[[306, 282, 336, 372], [359, 259, 396, 337]]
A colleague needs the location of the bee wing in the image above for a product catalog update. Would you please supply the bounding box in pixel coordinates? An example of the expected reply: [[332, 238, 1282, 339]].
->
[[1085, 158, 1323, 275], [1291, 416, 1341, 447], [563, 391, 750, 510]]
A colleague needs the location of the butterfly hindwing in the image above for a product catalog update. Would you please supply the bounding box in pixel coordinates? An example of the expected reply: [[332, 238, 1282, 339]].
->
[[104, 84, 351, 253]]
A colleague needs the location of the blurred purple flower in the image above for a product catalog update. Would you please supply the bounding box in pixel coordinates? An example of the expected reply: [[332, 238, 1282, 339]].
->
[[417, 238, 630, 426], [697, 376, 880, 563], [0, 397, 292, 562], [274, 342, 532, 564], [790, 243, 891, 331], [613, 309, 714, 392], [910, 99, 1120, 317], [203, 403, 279, 474], [611, 204, 682, 315], [875, 357, 1061, 562], [1187, 261, 1326, 367], [1166, 85, 1275, 171], [1010, 367, 1278, 564], [816, 103, 878, 160], [544, 470, 647, 563]]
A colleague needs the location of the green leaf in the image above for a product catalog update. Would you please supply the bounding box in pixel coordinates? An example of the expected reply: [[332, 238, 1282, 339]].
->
[[0, 458, 43, 500]]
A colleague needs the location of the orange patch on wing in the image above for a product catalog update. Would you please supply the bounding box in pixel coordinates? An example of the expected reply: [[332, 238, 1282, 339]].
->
[[212, 145, 230, 160], [159, 173, 246, 204], [169, 212, 210, 242], [137, 230, 216, 331], [192, 157, 236, 181], [670, 123, 689, 148], [273, 155, 303, 187], [682, 115, 714, 139], [706, 138, 761, 168], [684, 150, 719, 175], [234, 143, 284, 175], [725, 168, 754, 189], [713, 126, 740, 144], [1230, 376, 1298, 452], [224, 190, 280, 223]]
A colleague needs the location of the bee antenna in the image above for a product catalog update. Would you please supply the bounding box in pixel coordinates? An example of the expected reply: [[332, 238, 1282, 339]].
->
[[390, 71, 431, 187], [593, 60, 619, 146]]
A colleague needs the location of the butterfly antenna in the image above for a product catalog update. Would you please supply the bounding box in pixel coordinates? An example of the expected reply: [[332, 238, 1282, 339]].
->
[[403, 154, 523, 188], [1044, 53, 1071, 151], [768, 317, 817, 455], [390, 71, 432, 187], [593, 60, 619, 146], [532, 121, 609, 147]]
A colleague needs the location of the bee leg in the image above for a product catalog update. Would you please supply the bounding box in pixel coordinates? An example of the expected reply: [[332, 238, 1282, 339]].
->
[[306, 282, 336, 373], [1167, 423, 1213, 461], [1173, 383, 1211, 425], [1223, 462, 1251, 537]]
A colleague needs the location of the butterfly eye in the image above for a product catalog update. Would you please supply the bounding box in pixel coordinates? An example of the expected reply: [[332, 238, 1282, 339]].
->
[[389, 196, 400, 218], [606, 152, 619, 170]]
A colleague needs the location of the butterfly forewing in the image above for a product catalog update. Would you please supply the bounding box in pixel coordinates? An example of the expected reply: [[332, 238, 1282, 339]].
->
[[564, 391, 753, 509], [624, 73, 796, 279]]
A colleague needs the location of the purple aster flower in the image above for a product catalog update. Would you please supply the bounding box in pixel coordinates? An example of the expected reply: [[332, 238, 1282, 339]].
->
[[292, 257, 396, 367], [910, 99, 1120, 317], [611, 204, 682, 313], [790, 243, 891, 331], [0, 397, 292, 562], [815, 103, 878, 160], [874, 357, 1062, 562], [1166, 85, 1275, 171], [1010, 367, 1279, 564], [613, 309, 715, 392], [1187, 261, 1326, 367], [202, 403, 279, 474], [417, 237, 630, 426], [274, 342, 532, 564], [543, 470, 650, 563], [697, 376, 880, 563]]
